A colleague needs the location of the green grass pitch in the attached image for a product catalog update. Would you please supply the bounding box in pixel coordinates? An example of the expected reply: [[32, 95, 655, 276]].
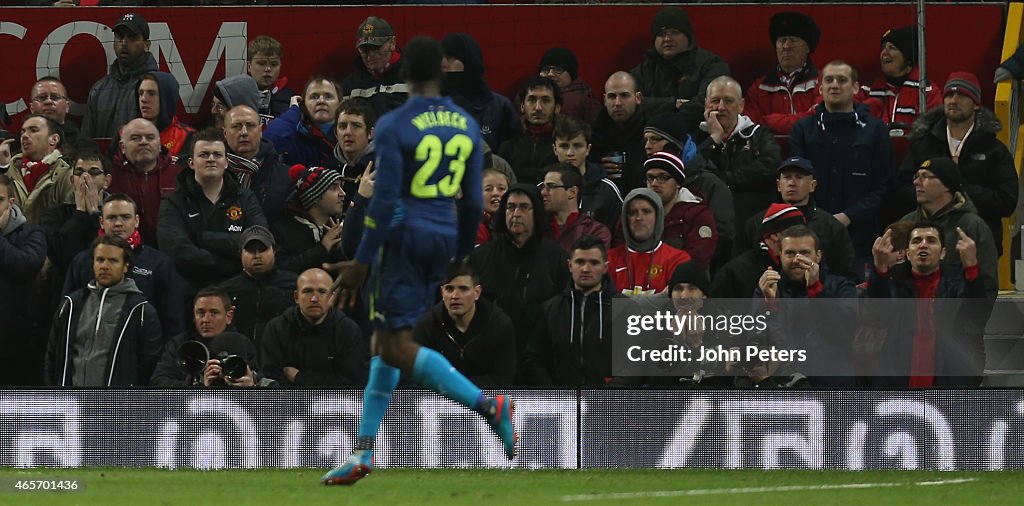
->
[[0, 468, 1022, 505]]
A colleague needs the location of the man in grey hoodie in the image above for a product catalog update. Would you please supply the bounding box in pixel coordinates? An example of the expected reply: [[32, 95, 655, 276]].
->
[[81, 13, 159, 139], [211, 75, 261, 130], [46, 234, 162, 386]]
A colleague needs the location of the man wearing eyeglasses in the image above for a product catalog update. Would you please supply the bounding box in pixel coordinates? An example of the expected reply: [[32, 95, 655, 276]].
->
[[539, 164, 610, 252], [537, 47, 602, 124], [468, 184, 569, 383], [40, 150, 112, 303], [341, 16, 408, 116], [81, 12, 158, 140], [28, 77, 91, 153], [743, 11, 822, 134], [611, 151, 716, 270]]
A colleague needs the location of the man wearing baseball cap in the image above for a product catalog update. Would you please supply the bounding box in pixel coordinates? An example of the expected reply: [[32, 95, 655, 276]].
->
[[81, 13, 158, 140], [736, 156, 856, 279], [220, 225, 297, 349], [899, 71, 1017, 256], [340, 16, 408, 116]]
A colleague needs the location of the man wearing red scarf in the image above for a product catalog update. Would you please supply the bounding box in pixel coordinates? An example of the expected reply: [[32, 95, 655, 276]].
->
[[6, 115, 72, 224], [497, 76, 562, 186]]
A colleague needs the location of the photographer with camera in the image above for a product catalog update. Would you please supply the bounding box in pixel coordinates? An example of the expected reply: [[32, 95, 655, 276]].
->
[[151, 285, 273, 387]]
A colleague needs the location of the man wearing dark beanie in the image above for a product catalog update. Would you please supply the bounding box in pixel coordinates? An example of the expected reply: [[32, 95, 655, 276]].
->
[[897, 70, 1017, 258], [856, 25, 941, 134], [538, 47, 602, 124], [744, 11, 823, 135], [901, 157, 998, 301], [630, 6, 729, 133]]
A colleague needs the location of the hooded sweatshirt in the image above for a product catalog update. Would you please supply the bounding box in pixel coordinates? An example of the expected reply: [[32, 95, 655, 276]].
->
[[608, 188, 692, 294], [72, 278, 143, 386], [440, 33, 519, 151], [81, 52, 159, 139], [148, 71, 195, 163]]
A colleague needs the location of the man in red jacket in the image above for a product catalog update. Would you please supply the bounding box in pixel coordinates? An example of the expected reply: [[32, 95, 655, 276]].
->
[[108, 118, 181, 247], [744, 11, 822, 135]]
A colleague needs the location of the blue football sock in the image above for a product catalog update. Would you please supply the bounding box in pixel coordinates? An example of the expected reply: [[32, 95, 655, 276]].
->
[[411, 347, 484, 410], [356, 356, 401, 442]]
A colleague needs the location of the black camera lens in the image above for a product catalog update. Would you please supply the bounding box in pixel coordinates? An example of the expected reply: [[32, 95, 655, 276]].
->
[[220, 354, 248, 378]]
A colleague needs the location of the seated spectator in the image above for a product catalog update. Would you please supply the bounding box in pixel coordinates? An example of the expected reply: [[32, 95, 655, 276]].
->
[[272, 164, 346, 274], [210, 75, 260, 130], [609, 187, 692, 295], [46, 235, 162, 386], [697, 76, 781, 226], [754, 225, 857, 387], [498, 76, 561, 185], [592, 71, 675, 193], [901, 158, 998, 299], [737, 156, 856, 279], [0, 174, 47, 385], [552, 117, 622, 230], [40, 150, 110, 296], [630, 6, 729, 131], [132, 72, 195, 166], [333, 98, 376, 210], [109, 118, 182, 247], [413, 263, 516, 387], [642, 113, 735, 262], [157, 128, 268, 295], [868, 221, 988, 386], [220, 225, 297, 350], [65, 193, 185, 341], [613, 152, 716, 270], [223, 105, 290, 221], [477, 168, 509, 246], [857, 26, 941, 135], [525, 235, 616, 386], [265, 75, 341, 170], [261, 268, 367, 386], [538, 47, 602, 124], [246, 35, 296, 125], [27, 77, 93, 154], [468, 184, 568, 382], [151, 286, 272, 388], [744, 11, 822, 134], [440, 32, 518, 151], [541, 163, 610, 251], [898, 73, 1017, 256], [341, 16, 408, 116], [7, 114, 72, 224], [711, 204, 805, 298]]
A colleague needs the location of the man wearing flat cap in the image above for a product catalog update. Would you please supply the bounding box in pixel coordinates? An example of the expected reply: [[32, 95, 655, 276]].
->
[[744, 11, 822, 135], [898, 71, 1017, 256], [341, 16, 408, 116], [630, 6, 730, 133], [82, 12, 159, 139]]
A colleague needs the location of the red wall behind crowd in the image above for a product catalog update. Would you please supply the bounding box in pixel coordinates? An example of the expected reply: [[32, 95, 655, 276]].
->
[[0, 3, 1007, 130]]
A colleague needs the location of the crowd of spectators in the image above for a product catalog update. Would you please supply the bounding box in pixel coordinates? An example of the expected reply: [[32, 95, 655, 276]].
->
[[0, 7, 1015, 389]]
